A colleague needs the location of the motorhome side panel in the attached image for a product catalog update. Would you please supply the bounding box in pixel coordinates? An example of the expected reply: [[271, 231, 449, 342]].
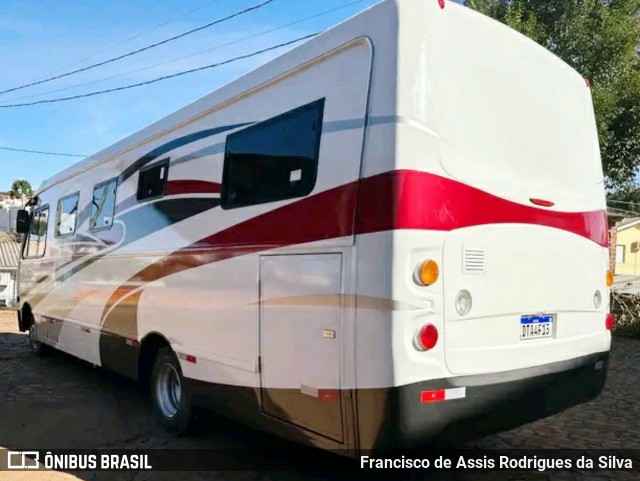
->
[[21, 38, 376, 450]]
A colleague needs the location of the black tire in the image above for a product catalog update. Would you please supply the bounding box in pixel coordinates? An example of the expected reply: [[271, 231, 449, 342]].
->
[[150, 347, 194, 435], [27, 324, 51, 357]]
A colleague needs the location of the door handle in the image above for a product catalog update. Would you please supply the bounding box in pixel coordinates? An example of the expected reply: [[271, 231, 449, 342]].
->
[[323, 329, 335, 339]]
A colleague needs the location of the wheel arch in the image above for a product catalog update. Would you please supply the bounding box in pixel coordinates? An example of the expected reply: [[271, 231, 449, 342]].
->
[[138, 331, 173, 390]]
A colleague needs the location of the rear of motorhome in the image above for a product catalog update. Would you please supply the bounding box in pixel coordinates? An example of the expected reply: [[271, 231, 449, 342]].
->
[[17, 0, 612, 453]]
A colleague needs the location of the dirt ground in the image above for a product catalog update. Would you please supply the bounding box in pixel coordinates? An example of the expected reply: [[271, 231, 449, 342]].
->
[[0, 310, 638, 481]]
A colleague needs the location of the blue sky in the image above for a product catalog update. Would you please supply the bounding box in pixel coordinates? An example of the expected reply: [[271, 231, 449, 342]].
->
[[0, 0, 462, 191]]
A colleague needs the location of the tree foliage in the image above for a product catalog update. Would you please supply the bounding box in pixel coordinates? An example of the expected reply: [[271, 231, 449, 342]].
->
[[10, 179, 33, 198], [465, 0, 640, 191]]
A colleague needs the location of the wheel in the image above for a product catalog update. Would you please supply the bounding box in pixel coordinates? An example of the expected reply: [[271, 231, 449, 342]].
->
[[27, 324, 50, 357], [150, 347, 194, 435]]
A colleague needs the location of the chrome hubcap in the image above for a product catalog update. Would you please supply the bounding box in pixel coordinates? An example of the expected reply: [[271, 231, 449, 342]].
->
[[156, 363, 182, 418]]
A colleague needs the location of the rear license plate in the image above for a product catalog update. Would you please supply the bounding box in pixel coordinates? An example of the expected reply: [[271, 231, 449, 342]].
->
[[520, 314, 555, 340]]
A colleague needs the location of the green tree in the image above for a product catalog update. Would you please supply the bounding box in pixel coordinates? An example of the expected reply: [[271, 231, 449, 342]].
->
[[465, 0, 640, 191], [10, 179, 32, 198]]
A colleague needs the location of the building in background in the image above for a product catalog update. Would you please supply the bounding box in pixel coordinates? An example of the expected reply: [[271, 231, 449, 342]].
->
[[612, 217, 640, 275], [0, 194, 26, 233], [0, 239, 20, 308], [0, 193, 27, 207], [0, 207, 21, 233], [607, 209, 625, 274]]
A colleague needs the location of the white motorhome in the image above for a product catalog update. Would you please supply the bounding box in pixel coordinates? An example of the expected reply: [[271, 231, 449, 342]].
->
[[17, 0, 613, 453]]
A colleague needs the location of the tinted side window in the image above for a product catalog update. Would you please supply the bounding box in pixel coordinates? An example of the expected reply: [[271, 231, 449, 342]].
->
[[90, 179, 117, 231], [137, 160, 168, 201], [221, 98, 325, 209], [25, 207, 49, 258], [55, 193, 79, 237]]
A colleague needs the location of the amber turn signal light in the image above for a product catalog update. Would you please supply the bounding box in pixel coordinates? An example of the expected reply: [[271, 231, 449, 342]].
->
[[415, 260, 439, 286], [606, 270, 614, 287]]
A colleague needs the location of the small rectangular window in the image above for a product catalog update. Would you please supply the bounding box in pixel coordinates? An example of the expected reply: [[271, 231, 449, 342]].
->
[[55, 192, 80, 237], [137, 160, 169, 201], [90, 178, 118, 231], [221, 98, 325, 209], [616, 245, 625, 264], [24, 206, 49, 258]]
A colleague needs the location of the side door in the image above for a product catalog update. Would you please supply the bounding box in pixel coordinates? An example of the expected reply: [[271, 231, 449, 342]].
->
[[259, 254, 344, 442]]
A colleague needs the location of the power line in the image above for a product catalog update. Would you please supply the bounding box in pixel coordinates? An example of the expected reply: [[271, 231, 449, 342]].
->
[[0, 33, 319, 108], [34, 0, 227, 80], [3, 0, 368, 104], [0, 146, 86, 157], [0, 0, 274, 96]]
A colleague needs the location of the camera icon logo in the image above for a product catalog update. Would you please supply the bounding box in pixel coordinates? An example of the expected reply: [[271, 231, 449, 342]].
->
[[7, 451, 40, 469]]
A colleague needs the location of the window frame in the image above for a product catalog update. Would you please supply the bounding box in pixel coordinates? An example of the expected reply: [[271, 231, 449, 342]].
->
[[136, 158, 170, 202], [23, 204, 50, 260], [89, 177, 119, 233], [54, 191, 80, 238], [616, 244, 625, 264], [220, 98, 325, 210]]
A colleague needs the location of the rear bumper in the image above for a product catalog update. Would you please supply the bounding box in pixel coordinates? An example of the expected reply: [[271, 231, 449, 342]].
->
[[357, 351, 609, 450]]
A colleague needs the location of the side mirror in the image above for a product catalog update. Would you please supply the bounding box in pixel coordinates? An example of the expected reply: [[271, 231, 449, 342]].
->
[[16, 209, 30, 234]]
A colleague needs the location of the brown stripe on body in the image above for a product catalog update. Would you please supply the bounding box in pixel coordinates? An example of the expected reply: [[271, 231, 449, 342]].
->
[[21, 236, 115, 301], [21, 253, 106, 309], [26, 195, 210, 312], [25, 285, 103, 328], [44, 287, 105, 321], [101, 290, 143, 339], [257, 294, 420, 311], [99, 290, 144, 380], [21, 274, 49, 297], [100, 183, 359, 321], [24, 293, 48, 311]]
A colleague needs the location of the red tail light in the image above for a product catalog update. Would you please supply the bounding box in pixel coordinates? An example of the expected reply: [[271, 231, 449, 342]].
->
[[605, 313, 615, 330], [416, 324, 439, 351], [318, 389, 339, 401], [421, 389, 445, 403], [438, 0, 445, 9]]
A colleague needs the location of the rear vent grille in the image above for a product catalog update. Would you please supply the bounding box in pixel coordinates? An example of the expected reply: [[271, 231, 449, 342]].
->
[[463, 247, 485, 274]]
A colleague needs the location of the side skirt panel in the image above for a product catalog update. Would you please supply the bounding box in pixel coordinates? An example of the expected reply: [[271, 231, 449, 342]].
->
[[99, 331, 140, 381]]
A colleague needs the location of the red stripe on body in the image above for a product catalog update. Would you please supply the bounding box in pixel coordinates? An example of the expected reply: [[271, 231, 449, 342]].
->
[[101, 182, 358, 319], [165, 180, 221, 196], [101, 170, 606, 318], [115, 180, 221, 214], [356, 170, 607, 246]]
